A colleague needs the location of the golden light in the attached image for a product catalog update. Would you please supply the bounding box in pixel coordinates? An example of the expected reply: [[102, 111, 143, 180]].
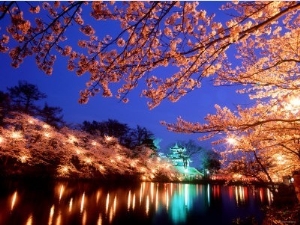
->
[[48, 205, 55, 225], [285, 97, 300, 113], [69, 198, 73, 212], [44, 132, 51, 138], [105, 135, 113, 142], [116, 155, 123, 161], [290, 97, 300, 107], [11, 191, 17, 211], [43, 124, 50, 129], [227, 137, 237, 145], [75, 148, 82, 155], [97, 214, 102, 225], [130, 160, 138, 167], [132, 194, 136, 210], [85, 158, 92, 164], [145, 195, 149, 215], [11, 131, 22, 139], [26, 214, 33, 225], [105, 193, 110, 214], [127, 190, 131, 210], [113, 195, 117, 215], [99, 165, 106, 172], [0, 136, 4, 144], [63, 166, 69, 172], [233, 173, 243, 180], [139, 167, 146, 173], [68, 135, 77, 143], [82, 210, 87, 225], [80, 193, 85, 213], [91, 141, 97, 146], [20, 155, 28, 163], [28, 119, 34, 124], [275, 154, 285, 165], [59, 185, 64, 201]]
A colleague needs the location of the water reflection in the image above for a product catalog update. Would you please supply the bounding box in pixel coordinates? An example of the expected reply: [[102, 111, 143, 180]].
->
[[0, 181, 272, 225]]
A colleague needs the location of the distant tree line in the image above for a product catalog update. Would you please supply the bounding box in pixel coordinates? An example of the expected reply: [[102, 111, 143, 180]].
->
[[81, 120, 156, 150], [0, 80, 156, 151], [0, 80, 64, 128]]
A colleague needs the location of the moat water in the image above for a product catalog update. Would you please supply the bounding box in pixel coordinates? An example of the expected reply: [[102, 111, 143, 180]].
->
[[0, 180, 272, 225]]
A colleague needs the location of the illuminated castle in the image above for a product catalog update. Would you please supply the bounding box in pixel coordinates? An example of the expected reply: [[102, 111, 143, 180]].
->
[[168, 143, 191, 168], [167, 144, 203, 180]]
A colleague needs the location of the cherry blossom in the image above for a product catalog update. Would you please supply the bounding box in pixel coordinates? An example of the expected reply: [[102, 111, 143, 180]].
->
[[1, 2, 300, 183], [0, 112, 177, 180]]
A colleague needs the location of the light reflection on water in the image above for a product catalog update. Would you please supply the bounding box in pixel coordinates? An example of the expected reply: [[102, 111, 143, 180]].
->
[[0, 181, 272, 225]]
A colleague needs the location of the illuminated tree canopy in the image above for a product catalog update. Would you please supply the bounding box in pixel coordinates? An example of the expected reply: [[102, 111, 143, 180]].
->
[[0, 112, 177, 180], [1, 1, 300, 182], [1, 2, 299, 106]]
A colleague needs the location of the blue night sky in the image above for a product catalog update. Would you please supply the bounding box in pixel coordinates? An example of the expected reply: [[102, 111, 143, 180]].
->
[[0, 2, 252, 151]]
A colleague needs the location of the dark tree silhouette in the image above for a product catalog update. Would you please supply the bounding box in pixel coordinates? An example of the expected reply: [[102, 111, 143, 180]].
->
[[0, 90, 10, 124], [127, 125, 154, 148], [38, 103, 65, 129], [81, 120, 155, 150], [81, 119, 130, 145], [7, 80, 47, 115], [201, 150, 221, 174]]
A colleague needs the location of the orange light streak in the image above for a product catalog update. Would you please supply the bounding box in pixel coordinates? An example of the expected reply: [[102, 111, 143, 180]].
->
[[145, 195, 149, 215], [82, 210, 87, 225], [105, 193, 110, 214], [97, 214, 102, 225], [69, 198, 73, 212], [80, 192, 85, 213], [26, 214, 33, 225], [11, 191, 17, 211], [48, 205, 55, 225], [59, 185, 64, 201], [127, 190, 131, 211]]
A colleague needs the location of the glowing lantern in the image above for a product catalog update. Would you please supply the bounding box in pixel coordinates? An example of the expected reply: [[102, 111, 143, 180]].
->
[[227, 137, 237, 145], [43, 124, 50, 129], [105, 135, 113, 142], [85, 158, 92, 164], [20, 155, 27, 163], [99, 165, 106, 172], [285, 97, 300, 114], [0, 136, 4, 144], [11, 131, 22, 139], [68, 135, 77, 143], [44, 132, 51, 138], [62, 166, 69, 173]]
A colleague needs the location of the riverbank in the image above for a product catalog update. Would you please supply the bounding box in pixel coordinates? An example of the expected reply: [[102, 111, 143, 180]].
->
[[263, 183, 299, 225]]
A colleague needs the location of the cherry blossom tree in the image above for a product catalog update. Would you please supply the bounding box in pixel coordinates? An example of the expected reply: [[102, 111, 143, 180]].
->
[[1, 2, 299, 106], [1, 2, 300, 183], [0, 112, 177, 181]]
